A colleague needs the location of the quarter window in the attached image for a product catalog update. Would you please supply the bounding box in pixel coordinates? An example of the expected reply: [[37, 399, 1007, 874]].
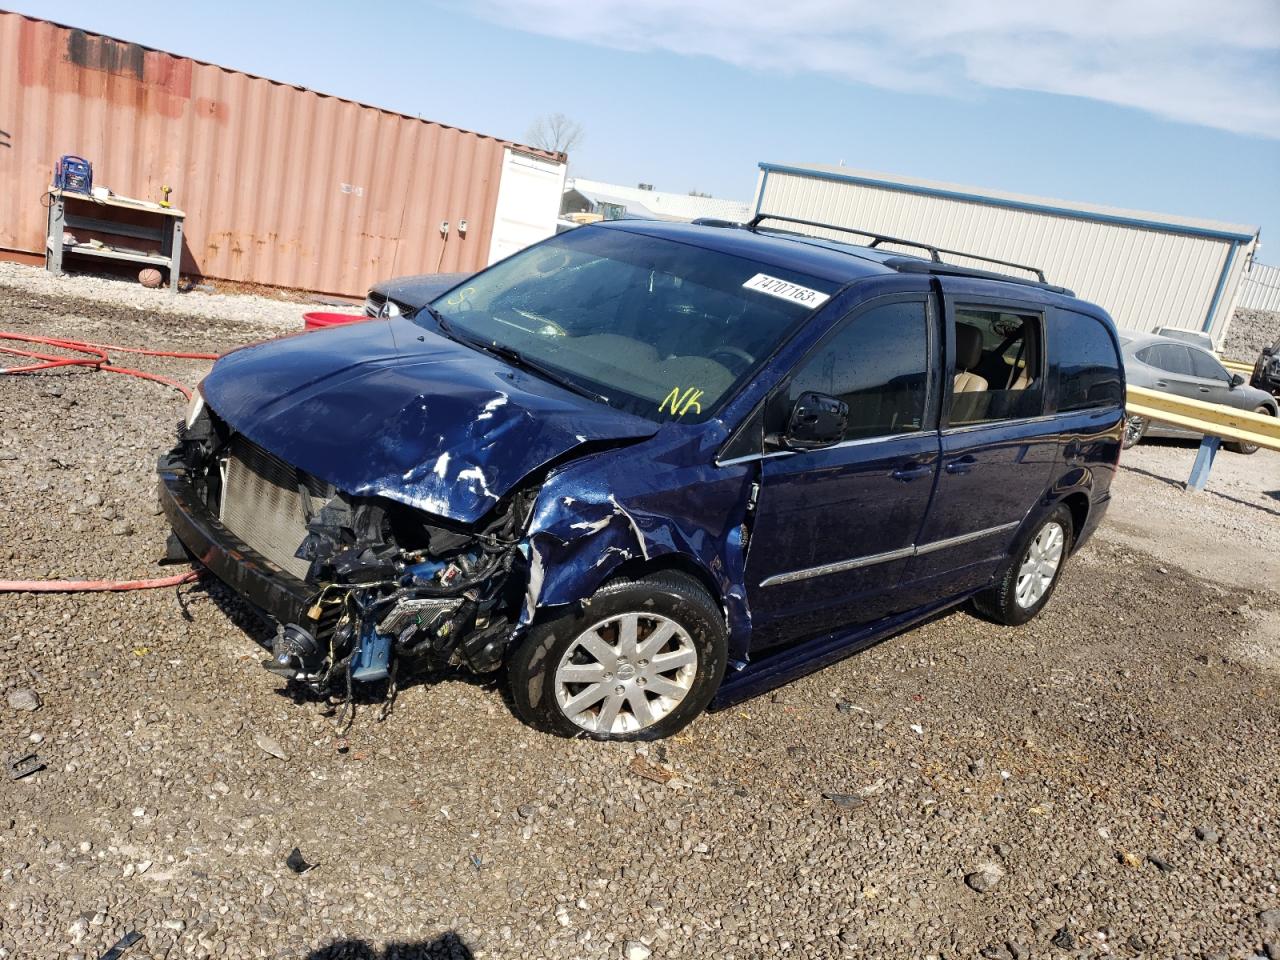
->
[[780, 300, 930, 442], [948, 308, 1044, 425], [1189, 348, 1229, 382], [1053, 311, 1124, 411]]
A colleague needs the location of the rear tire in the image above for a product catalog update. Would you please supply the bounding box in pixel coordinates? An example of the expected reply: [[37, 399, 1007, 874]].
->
[[1226, 405, 1272, 455], [507, 571, 728, 741], [974, 505, 1074, 626]]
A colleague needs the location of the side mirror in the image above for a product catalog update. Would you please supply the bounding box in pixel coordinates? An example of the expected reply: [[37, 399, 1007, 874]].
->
[[785, 391, 848, 449], [1230, 373, 1245, 388]]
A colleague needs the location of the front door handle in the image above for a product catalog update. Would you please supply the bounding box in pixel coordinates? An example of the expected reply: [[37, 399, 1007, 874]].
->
[[945, 455, 977, 475], [1198, 386, 1211, 393], [891, 462, 933, 482]]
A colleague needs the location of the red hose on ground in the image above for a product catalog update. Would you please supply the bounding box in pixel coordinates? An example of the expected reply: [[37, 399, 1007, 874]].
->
[[1, 331, 220, 593], [0, 571, 200, 592]]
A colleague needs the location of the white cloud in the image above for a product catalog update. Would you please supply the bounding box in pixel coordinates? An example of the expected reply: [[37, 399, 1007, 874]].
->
[[469, 0, 1280, 138]]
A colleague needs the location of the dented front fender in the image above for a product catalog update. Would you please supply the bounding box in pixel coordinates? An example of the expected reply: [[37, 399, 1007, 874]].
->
[[517, 427, 756, 661]]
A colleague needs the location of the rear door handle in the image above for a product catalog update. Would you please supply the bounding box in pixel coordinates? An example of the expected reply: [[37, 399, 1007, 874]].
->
[[891, 462, 933, 482], [945, 455, 977, 475], [1154, 380, 1168, 388]]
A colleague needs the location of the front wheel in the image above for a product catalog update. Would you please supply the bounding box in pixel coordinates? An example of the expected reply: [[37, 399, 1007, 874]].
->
[[1226, 405, 1273, 455], [507, 571, 728, 740], [974, 505, 1074, 626]]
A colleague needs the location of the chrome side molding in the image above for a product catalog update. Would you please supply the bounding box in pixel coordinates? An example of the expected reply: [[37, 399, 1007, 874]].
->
[[759, 520, 1020, 587]]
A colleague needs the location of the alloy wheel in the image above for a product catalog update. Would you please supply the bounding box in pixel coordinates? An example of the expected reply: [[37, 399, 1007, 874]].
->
[[1123, 415, 1145, 448], [554, 612, 698, 735], [1015, 521, 1065, 609]]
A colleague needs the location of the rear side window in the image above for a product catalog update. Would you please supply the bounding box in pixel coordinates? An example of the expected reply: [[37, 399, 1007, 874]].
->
[[781, 300, 930, 441], [947, 308, 1044, 426], [1137, 343, 1193, 376], [1054, 311, 1124, 411]]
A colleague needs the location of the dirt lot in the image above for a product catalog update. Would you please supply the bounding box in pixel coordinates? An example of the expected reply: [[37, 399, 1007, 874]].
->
[[2, 271, 1279, 960]]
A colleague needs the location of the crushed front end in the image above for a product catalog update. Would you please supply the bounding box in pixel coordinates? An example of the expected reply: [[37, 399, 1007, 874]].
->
[[158, 402, 532, 701]]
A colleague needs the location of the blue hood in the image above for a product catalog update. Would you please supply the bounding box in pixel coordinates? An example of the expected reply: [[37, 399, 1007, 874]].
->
[[201, 317, 658, 524]]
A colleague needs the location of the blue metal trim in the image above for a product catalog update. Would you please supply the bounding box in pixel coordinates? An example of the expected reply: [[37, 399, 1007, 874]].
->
[[756, 163, 1258, 243], [1201, 239, 1239, 333], [1186, 434, 1220, 492]]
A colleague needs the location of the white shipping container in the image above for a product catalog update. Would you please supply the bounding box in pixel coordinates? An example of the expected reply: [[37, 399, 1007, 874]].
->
[[753, 163, 1259, 347]]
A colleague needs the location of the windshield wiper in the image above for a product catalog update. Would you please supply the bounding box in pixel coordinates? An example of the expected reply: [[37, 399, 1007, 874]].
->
[[477, 340, 610, 404], [422, 306, 608, 404]]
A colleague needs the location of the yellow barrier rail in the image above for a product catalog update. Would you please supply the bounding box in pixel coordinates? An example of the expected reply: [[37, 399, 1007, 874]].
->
[[1126, 384, 1280, 453], [1221, 358, 1255, 376]]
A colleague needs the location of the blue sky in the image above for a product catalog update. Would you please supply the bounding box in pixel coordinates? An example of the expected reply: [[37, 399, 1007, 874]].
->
[[11, 0, 1280, 245]]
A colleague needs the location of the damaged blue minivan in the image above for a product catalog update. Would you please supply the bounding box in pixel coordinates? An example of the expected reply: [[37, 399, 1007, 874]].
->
[[159, 216, 1124, 740]]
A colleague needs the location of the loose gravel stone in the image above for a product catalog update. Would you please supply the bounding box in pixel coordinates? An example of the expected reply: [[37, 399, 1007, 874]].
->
[[7, 688, 40, 712], [965, 863, 1006, 893], [254, 733, 288, 761]]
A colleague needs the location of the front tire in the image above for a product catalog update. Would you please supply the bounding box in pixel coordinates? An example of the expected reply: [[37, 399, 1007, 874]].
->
[[507, 571, 728, 740], [974, 505, 1074, 626], [1226, 405, 1273, 455]]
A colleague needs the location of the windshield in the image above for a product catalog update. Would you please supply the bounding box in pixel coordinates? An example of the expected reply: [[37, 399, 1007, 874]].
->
[[426, 226, 837, 423]]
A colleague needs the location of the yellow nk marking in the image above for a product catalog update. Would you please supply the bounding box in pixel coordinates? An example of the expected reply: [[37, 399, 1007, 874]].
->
[[660, 387, 703, 416]]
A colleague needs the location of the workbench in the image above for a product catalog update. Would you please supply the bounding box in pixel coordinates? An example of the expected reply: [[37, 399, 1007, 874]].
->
[[45, 189, 186, 293]]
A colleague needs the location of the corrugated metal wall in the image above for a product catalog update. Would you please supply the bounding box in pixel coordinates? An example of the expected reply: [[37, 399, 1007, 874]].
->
[[0, 13, 563, 296], [1239, 260, 1280, 313], [756, 166, 1258, 346]]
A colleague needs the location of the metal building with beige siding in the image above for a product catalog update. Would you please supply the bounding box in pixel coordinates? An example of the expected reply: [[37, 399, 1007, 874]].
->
[[1238, 261, 1280, 314], [753, 163, 1260, 347]]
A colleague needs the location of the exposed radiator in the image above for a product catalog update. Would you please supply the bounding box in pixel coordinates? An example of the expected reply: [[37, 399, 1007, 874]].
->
[[219, 437, 330, 580]]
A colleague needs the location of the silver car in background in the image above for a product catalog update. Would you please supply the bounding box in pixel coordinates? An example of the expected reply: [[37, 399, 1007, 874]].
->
[[1120, 330, 1278, 454]]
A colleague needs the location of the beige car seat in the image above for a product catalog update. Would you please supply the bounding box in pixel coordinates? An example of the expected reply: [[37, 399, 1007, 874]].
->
[[953, 323, 988, 393]]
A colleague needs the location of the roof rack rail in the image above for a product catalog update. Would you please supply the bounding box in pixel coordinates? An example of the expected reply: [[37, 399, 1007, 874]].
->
[[881, 258, 1074, 296], [747, 213, 1052, 285]]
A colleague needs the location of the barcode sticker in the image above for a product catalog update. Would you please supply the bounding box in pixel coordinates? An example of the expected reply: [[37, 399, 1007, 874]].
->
[[741, 273, 830, 309]]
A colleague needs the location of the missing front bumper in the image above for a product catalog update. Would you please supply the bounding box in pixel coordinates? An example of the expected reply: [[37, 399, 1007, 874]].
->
[[157, 459, 317, 627]]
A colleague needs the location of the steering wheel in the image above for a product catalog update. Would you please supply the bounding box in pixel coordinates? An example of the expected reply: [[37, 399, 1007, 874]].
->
[[708, 345, 756, 374]]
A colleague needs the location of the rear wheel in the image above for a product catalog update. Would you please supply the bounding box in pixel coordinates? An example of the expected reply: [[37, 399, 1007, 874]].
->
[[1226, 405, 1273, 455], [1121, 414, 1146, 450], [507, 571, 728, 740], [974, 504, 1074, 626]]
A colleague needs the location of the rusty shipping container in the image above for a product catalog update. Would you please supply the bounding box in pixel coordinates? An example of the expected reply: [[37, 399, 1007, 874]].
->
[[0, 12, 567, 297]]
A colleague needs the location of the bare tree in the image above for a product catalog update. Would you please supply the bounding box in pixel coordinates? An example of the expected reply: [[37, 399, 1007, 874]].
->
[[525, 113, 584, 156]]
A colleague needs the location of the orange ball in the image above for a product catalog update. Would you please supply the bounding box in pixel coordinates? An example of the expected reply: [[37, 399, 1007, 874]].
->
[[138, 268, 163, 288]]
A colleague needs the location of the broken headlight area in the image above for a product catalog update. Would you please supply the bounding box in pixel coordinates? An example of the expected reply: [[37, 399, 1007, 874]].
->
[[277, 491, 532, 691], [170, 404, 533, 700]]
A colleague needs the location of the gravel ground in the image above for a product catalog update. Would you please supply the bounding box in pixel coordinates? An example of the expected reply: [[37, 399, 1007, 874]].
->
[[1109, 440, 1280, 592], [1224, 308, 1280, 363], [0, 261, 312, 334], [2, 268, 1280, 960]]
